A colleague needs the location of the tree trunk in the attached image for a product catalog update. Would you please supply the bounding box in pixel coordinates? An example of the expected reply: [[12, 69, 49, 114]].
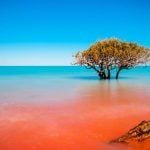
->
[[98, 72, 106, 79], [98, 72, 103, 79], [102, 70, 107, 79], [116, 68, 122, 79], [98, 70, 107, 79], [107, 67, 111, 79], [98, 64, 107, 79]]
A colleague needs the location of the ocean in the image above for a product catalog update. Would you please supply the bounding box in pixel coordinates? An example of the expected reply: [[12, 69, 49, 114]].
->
[[0, 66, 150, 150]]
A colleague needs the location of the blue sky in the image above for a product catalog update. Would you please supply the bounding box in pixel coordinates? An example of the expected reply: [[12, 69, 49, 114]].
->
[[0, 0, 150, 65]]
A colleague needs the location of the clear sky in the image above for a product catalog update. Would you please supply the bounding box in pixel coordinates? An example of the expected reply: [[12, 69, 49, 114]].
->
[[0, 0, 150, 65]]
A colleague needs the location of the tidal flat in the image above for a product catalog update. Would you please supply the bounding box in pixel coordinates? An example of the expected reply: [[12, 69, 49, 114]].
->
[[0, 66, 149, 150]]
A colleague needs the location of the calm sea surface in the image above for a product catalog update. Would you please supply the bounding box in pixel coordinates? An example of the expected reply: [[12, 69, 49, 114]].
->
[[0, 66, 150, 150], [0, 66, 150, 104]]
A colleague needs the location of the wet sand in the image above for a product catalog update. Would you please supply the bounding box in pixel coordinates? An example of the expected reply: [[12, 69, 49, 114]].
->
[[0, 83, 149, 150]]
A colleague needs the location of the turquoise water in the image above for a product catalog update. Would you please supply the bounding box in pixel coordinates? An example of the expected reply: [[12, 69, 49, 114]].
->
[[0, 66, 150, 104], [0, 66, 150, 78]]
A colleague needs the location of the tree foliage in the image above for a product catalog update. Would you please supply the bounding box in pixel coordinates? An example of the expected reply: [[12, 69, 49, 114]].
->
[[74, 39, 150, 79]]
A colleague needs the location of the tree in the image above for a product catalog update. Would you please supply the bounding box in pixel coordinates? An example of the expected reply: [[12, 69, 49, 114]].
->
[[74, 38, 150, 79]]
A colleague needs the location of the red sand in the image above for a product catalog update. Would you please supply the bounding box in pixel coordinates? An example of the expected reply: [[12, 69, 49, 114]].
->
[[0, 88, 150, 150]]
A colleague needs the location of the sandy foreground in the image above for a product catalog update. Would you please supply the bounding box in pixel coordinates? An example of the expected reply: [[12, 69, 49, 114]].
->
[[0, 86, 150, 150]]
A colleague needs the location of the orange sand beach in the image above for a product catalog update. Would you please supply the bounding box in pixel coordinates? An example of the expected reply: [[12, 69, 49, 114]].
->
[[0, 82, 150, 150]]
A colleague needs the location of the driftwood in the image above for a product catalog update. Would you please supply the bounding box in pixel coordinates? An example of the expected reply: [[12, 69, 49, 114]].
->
[[110, 120, 150, 144]]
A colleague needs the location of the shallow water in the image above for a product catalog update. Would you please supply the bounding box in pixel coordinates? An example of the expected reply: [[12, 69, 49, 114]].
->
[[0, 66, 150, 150]]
